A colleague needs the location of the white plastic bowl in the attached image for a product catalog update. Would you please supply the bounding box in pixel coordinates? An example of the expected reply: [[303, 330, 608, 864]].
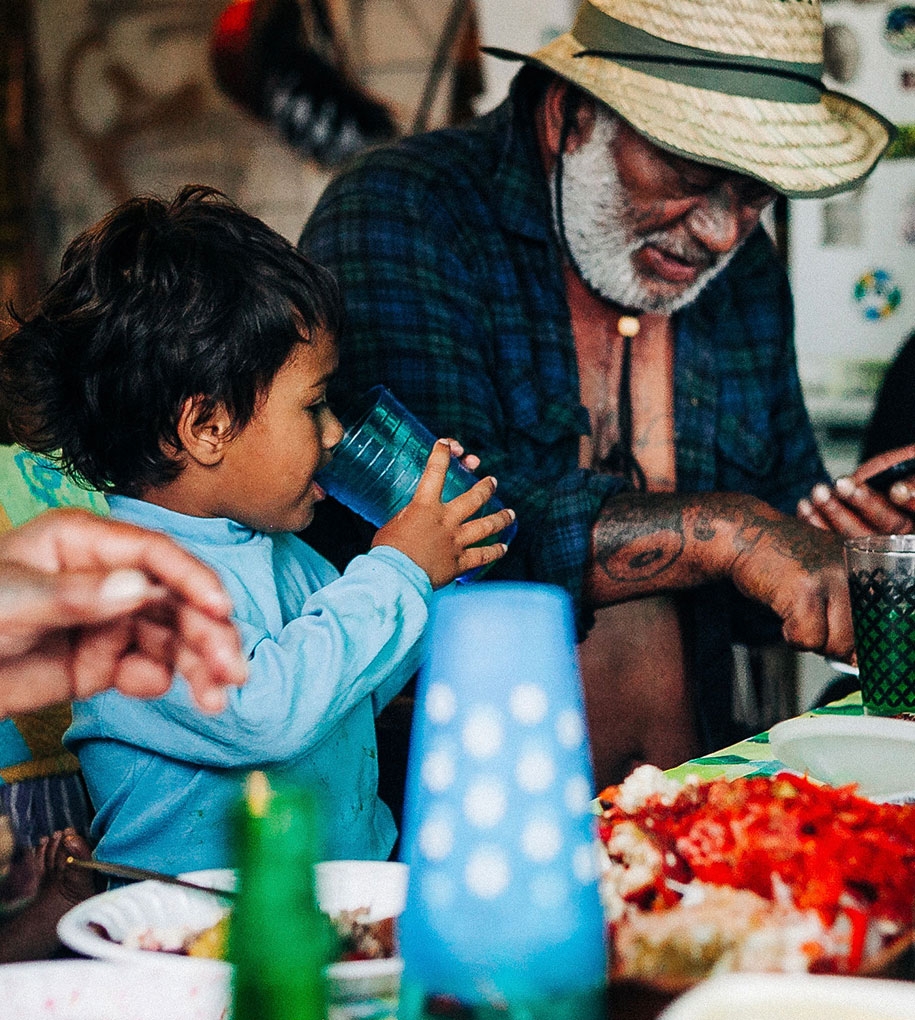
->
[[769, 714, 915, 800], [657, 972, 915, 1020], [0, 959, 229, 1020], [56, 860, 408, 1001]]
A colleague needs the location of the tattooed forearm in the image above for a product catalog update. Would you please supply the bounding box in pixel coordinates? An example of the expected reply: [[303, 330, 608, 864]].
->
[[587, 491, 850, 657], [592, 494, 687, 584], [590, 492, 794, 592]]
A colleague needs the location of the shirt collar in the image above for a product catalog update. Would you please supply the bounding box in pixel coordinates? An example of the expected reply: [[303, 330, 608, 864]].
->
[[107, 495, 262, 546], [487, 74, 556, 244]]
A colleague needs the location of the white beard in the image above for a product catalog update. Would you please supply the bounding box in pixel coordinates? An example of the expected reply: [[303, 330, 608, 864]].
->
[[549, 110, 741, 314]]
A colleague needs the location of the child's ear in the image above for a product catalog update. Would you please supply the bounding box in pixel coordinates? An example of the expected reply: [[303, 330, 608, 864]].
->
[[177, 396, 234, 467]]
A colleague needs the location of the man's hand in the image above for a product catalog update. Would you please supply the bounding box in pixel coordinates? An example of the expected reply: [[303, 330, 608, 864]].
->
[[0, 508, 247, 717], [587, 492, 853, 660], [797, 444, 915, 538]]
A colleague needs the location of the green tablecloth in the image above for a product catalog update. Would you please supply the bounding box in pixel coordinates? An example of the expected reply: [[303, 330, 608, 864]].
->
[[665, 691, 863, 784]]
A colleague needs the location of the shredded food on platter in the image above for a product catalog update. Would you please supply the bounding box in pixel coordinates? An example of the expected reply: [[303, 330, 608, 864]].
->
[[597, 766, 915, 983], [92, 907, 396, 963]]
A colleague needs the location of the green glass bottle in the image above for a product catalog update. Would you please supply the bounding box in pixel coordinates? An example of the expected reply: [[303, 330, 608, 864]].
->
[[228, 771, 337, 1020]]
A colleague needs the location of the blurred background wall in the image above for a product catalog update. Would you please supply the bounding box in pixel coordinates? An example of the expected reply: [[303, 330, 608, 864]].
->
[[7, 0, 576, 300]]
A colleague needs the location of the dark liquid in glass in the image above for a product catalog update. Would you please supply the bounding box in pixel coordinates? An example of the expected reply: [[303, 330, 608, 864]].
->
[[849, 567, 915, 715]]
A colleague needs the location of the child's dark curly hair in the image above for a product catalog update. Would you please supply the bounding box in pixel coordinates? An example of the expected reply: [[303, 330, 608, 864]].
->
[[0, 185, 341, 496]]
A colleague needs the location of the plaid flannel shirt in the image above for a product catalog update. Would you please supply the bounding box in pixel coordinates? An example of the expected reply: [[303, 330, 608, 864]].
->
[[300, 77, 827, 740]]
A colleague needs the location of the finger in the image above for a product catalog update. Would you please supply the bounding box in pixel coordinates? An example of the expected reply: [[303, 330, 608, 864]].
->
[[778, 557, 851, 657], [806, 483, 882, 537], [107, 656, 176, 701], [888, 481, 915, 511], [831, 477, 913, 534], [48, 569, 169, 629], [69, 615, 178, 702], [456, 541, 508, 575], [796, 499, 831, 530], [174, 602, 246, 683], [68, 619, 148, 701], [0, 510, 235, 620], [443, 475, 499, 521], [852, 444, 915, 485], [411, 439, 453, 503], [172, 603, 247, 711], [458, 507, 516, 546], [460, 453, 481, 472]]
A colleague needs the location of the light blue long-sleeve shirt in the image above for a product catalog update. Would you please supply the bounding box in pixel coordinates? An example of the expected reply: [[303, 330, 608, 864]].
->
[[65, 498, 432, 873]]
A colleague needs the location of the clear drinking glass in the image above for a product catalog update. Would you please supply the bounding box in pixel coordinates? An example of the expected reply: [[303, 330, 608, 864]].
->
[[844, 534, 915, 717]]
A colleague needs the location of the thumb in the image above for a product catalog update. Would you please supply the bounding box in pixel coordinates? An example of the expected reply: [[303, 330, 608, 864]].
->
[[0, 565, 164, 657], [56, 568, 165, 621]]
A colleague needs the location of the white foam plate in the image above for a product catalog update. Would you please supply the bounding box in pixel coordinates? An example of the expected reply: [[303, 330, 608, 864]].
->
[[57, 860, 408, 1001], [0, 959, 229, 1020], [769, 714, 915, 800], [657, 972, 915, 1019]]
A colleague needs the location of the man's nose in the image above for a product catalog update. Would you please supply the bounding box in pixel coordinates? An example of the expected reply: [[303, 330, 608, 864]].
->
[[685, 184, 751, 254]]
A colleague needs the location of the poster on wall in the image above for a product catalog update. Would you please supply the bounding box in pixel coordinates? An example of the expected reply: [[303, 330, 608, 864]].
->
[[790, 1, 915, 422]]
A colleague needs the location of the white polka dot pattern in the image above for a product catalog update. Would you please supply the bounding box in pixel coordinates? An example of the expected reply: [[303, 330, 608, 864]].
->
[[462, 707, 503, 759], [515, 748, 555, 793], [421, 749, 456, 792], [419, 816, 454, 861], [466, 847, 510, 899], [510, 683, 549, 725], [411, 678, 600, 920], [521, 818, 562, 862], [398, 585, 608, 1000], [556, 709, 585, 748], [463, 778, 508, 828], [426, 682, 457, 724]]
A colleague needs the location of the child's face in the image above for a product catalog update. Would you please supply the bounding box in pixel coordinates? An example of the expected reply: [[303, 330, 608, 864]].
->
[[214, 330, 343, 533]]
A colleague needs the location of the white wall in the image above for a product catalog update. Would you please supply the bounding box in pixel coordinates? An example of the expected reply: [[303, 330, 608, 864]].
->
[[476, 0, 578, 112]]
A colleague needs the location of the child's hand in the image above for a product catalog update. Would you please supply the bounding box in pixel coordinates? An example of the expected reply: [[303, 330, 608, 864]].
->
[[371, 439, 515, 588]]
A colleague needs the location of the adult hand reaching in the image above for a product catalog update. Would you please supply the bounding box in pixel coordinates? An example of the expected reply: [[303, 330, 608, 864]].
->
[[797, 444, 915, 538], [0, 508, 247, 718]]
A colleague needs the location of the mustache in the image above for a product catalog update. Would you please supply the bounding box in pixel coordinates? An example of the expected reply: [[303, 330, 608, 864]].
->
[[640, 234, 718, 273], [637, 231, 718, 272]]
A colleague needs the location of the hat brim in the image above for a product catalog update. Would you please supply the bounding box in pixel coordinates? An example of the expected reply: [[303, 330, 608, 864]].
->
[[485, 33, 894, 198]]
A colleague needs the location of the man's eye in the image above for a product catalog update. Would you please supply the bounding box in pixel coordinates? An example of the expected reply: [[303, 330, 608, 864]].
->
[[738, 182, 776, 209]]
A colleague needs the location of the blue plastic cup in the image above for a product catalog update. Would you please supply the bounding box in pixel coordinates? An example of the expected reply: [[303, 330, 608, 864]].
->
[[397, 583, 607, 1017], [315, 386, 516, 581]]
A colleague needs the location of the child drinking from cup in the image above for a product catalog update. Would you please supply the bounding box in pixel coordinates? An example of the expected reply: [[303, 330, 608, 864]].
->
[[0, 186, 513, 873]]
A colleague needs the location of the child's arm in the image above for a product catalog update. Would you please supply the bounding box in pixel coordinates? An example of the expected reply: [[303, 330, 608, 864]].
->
[[74, 544, 432, 764], [370, 438, 515, 588]]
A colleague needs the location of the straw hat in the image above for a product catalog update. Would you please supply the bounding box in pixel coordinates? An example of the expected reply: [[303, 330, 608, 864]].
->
[[485, 0, 894, 197]]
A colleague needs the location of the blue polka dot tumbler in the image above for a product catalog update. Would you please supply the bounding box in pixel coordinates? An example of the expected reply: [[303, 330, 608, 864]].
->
[[397, 583, 608, 1020]]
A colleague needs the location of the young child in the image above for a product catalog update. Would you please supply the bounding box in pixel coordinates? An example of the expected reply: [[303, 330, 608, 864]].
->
[[0, 186, 513, 873]]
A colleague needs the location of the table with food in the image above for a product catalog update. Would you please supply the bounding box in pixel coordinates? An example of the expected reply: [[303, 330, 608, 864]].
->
[[3, 691, 915, 1020]]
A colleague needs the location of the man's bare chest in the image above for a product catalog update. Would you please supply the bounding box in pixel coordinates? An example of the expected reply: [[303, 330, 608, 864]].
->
[[565, 269, 677, 492]]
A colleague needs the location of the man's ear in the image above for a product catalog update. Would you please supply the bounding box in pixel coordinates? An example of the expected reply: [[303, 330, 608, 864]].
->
[[541, 80, 597, 160], [176, 395, 234, 467]]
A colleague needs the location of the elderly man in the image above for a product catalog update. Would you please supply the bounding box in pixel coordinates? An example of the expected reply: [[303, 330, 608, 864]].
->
[[300, 0, 892, 790]]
